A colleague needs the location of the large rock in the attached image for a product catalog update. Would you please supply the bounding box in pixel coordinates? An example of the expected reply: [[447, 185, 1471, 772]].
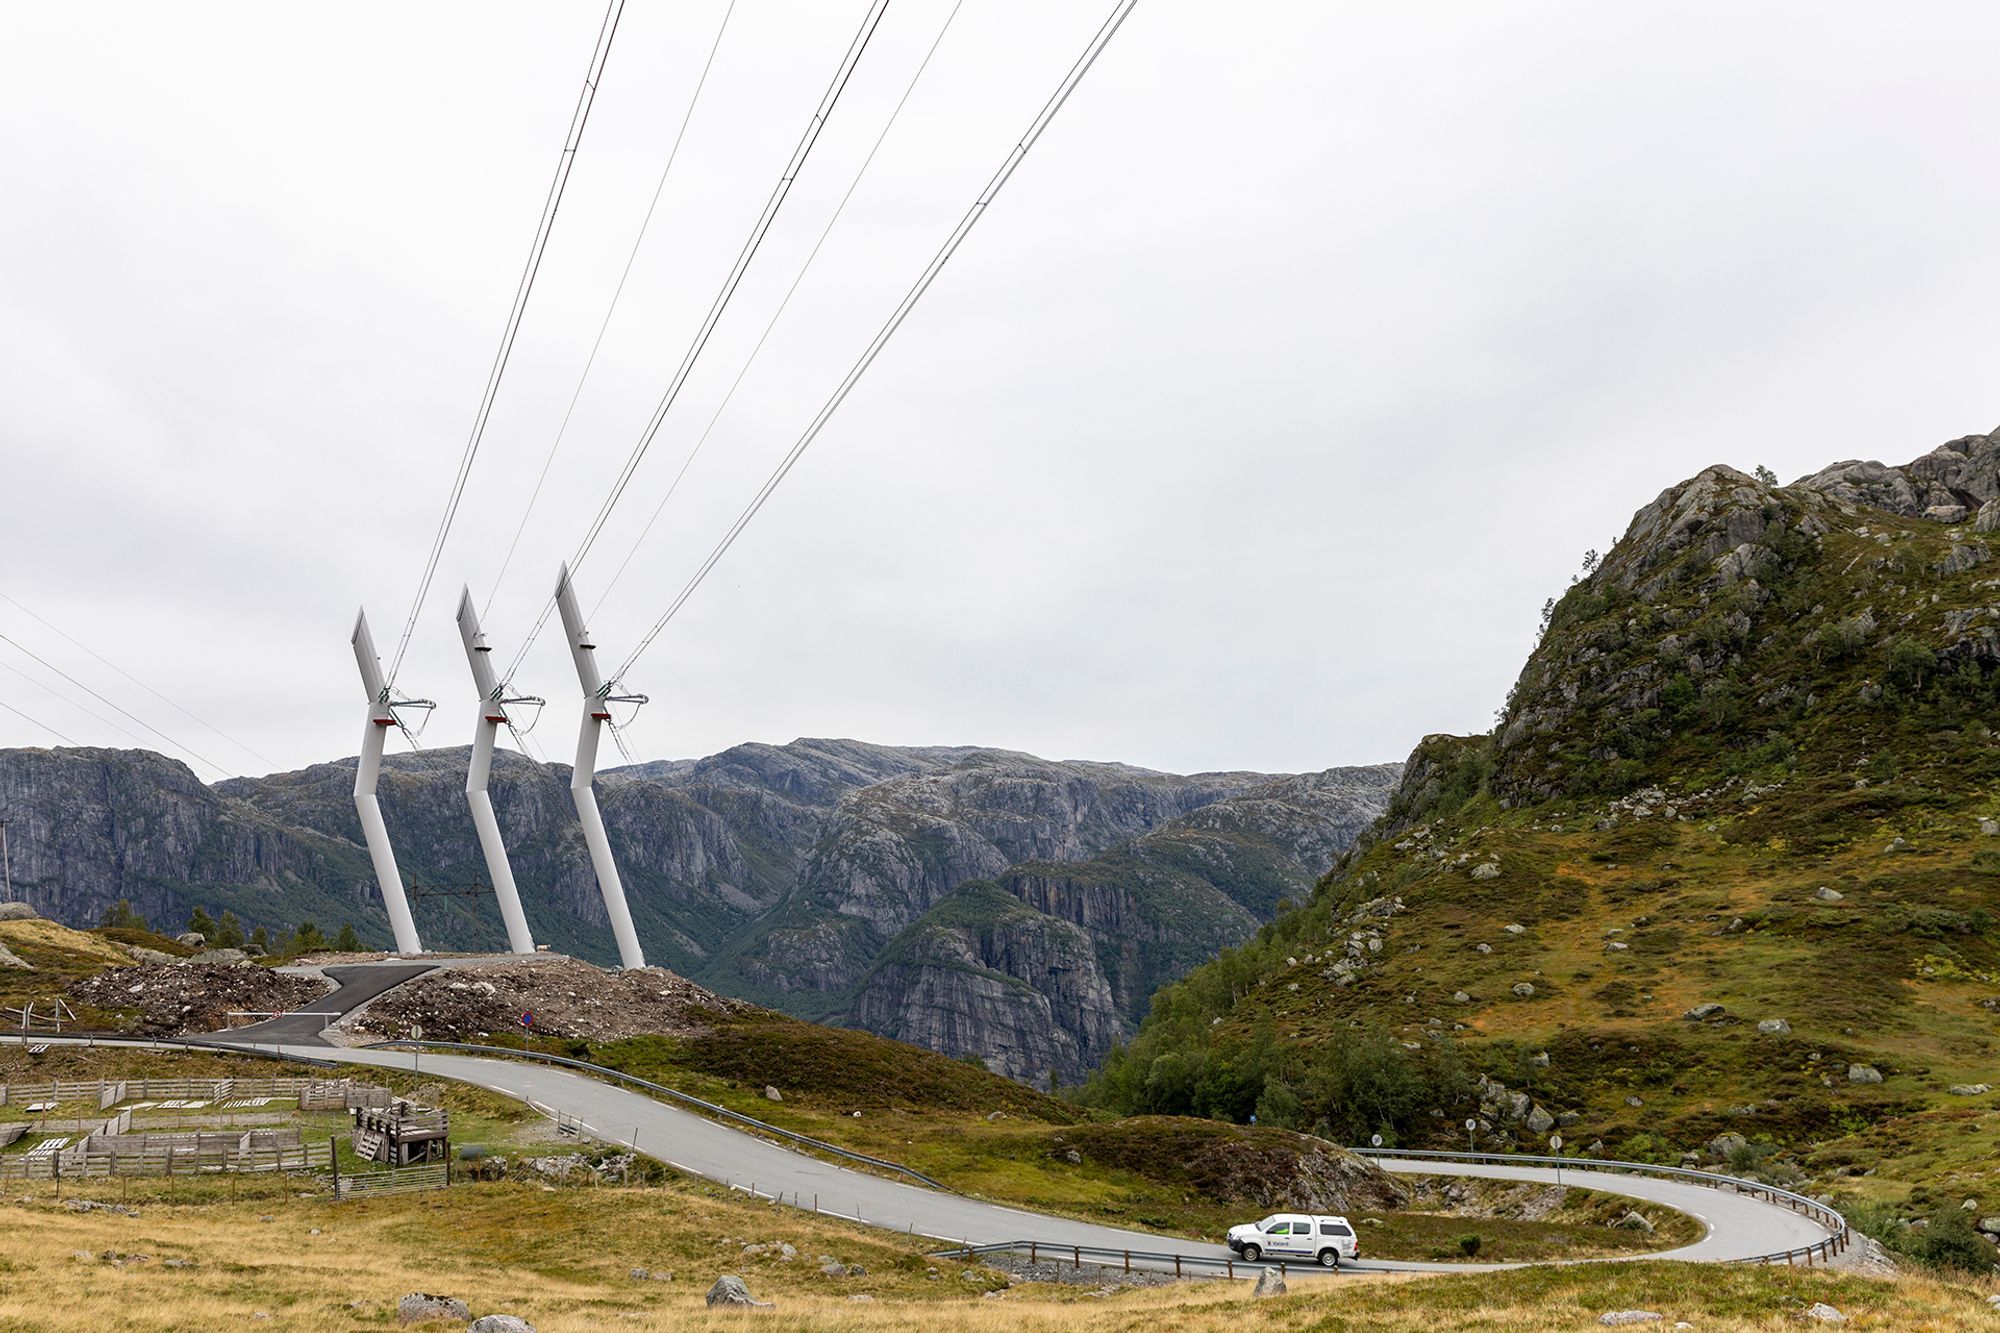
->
[[395, 1294, 471, 1323], [0, 902, 37, 921], [1802, 1304, 1847, 1324], [0, 940, 31, 971], [1597, 1314, 1662, 1327], [189, 948, 250, 965], [1847, 1064, 1883, 1085], [467, 1319, 535, 1333], [705, 1275, 773, 1309], [1757, 1018, 1792, 1036], [1252, 1267, 1286, 1297], [1949, 1084, 1991, 1096]]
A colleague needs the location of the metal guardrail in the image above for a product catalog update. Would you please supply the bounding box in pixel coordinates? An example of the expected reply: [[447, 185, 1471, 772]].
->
[[934, 1149, 1850, 1275], [363, 1039, 954, 1194], [1356, 1149, 1849, 1267]]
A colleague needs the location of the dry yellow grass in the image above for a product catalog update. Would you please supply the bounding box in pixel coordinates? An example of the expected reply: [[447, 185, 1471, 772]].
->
[[2, 1180, 1997, 1332], [0, 918, 130, 967]]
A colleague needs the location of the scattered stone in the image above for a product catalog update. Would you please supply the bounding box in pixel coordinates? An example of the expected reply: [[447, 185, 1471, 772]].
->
[[1978, 1218, 2000, 1235], [162, 1258, 194, 1270], [1684, 1003, 1725, 1020], [1757, 1018, 1792, 1036], [1511, 982, 1536, 998], [468, 1319, 536, 1333], [0, 941, 31, 971], [705, 1276, 772, 1309], [396, 1294, 472, 1324], [1471, 862, 1501, 881], [1253, 1267, 1287, 1298], [629, 1268, 672, 1283], [1949, 1084, 1992, 1096], [1615, 1211, 1655, 1233], [1475, 943, 1492, 954], [69, 1250, 93, 1262], [850, 1294, 875, 1303], [1814, 887, 1845, 902], [763, 1086, 782, 1103], [1846, 1064, 1883, 1085], [819, 1258, 851, 1277], [1626, 1096, 1644, 1108], [1605, 941, 1629, 952], [1598, 1314, 1663, 1326], [1802, 1303, 1847, 1324], [1885, 837, 1908, 854], [1532, 1051, 1550, 1068], [1982, 818, 1999, 837], [1453, 991, 1472, 1004], [1503, 923, 1525, 935], [189, 947, 250, 965]]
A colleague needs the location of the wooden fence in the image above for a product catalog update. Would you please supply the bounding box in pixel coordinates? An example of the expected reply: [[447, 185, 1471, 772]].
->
[[0, 1077, 389, 1112], [334, 1164, 447, 1199], [0, 1137, 332, 1181]]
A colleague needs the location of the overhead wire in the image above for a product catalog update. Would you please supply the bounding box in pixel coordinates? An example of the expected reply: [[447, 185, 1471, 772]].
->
[[387, 0, 628, 686], [614, 0, 1141, 683], [0, 592, 278, 770], [500, 0, 897, 687], [0, 632, 229, 776], [484, 0, 741, 621], [0, 696, 77, 747], [589, 0, 969, 619]]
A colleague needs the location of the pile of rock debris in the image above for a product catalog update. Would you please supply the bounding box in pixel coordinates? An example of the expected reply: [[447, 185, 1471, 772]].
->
[[342, 957, 751, 1044], [67, 963, 331, 1037]]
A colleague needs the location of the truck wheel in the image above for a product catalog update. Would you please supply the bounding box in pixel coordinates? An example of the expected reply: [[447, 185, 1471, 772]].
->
[[1318, 1248, 1340, 1269], [1241, 1244, 1261, 1263]]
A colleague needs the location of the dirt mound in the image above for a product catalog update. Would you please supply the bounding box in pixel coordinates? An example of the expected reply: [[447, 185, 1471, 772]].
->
[[67, 964, 332, 1036], [1049, 1117, 1409, 1214], [344, 958, 750, 1044]]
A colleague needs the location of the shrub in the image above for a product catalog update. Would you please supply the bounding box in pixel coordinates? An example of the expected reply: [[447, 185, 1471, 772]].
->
[[1457, 1234, 1483, 1258]]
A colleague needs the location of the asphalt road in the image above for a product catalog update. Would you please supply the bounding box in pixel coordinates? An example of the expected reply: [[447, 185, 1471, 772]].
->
[[208, 1036, 1833, 1274], [218, 963, 434, 1046], [46, 963, 1836, 1278]]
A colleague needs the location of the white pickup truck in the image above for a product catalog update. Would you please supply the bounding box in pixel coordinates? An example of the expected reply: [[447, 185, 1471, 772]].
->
[[1224, 1213, 1360, 1267]]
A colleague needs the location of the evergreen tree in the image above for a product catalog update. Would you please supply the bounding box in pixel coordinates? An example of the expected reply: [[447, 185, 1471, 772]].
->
[[186, 905, 217, 941], [249, 926, 270, 955], [292, 920, 329, 953], [333, 923, 362, 953], [213, 910, 246, 950], [100, 899, 149, 931]]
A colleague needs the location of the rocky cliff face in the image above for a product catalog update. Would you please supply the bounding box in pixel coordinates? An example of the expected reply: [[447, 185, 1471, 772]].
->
[[0, 737, 1399, 1083]]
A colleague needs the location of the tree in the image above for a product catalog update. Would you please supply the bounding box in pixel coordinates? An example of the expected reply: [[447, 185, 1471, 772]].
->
[[248, 926, 269, 955], [292, 920, 329, 954], [186, 905, 217, 941], [212, 910, 246, 950], [333, 923, 362, 953], [1754, 464, 1779, 486], [100, 899, 149, 931]]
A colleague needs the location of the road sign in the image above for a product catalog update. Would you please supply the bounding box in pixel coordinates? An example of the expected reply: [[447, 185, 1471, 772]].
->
[[410, 1024, 424, 1041], [1465, 1119, 1478, 1131], [1550, 1135, 1563, 1151], [1370, 1134, 1383, 1148], [521, 1011, 534, 1029]]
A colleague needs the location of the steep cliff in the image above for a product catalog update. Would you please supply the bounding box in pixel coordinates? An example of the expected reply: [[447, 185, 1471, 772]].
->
[[0, 737, 1399, 1082]]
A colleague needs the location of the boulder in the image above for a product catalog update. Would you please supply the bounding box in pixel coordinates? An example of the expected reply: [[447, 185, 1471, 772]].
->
[[1526, 1104, 1555, 1135], [174, 931, 205, 947], [1982, 817, 2000, 837], [1503, 924, 1526, 935], [1846, 1064, 1883, 1085], [1757, 1018, 1792, 1036], [1948, 1084, 1992, 1096], [1813, 887, 1845, 902], [1452, 991, 1471, 1004], [1708, 1132, 1748, 1159], [124, 945, 179, 966], [628, 1267, 671, 1282], [763, 1086, 782, 1102], [1598, 1314, 1663, 1326], [396, 1294, 471, 1324], [1979, 1218, 2000, 1236], [1511, 982, 1536, 999], [705, 1275, 773, 1309], [1684, 1003, 1725, 1020], [819, 1258, 850, 1277], [468, 1319, 536, 1333], [190, 948, 250, 965], [1253, 1267, 1286, 1297], [1802, 1304, 1847, 1324], [0, 941, 31, 971], [1977, 499, 2000, 534], [1471, 862, 1501, 881], [0, 902, 38, 921]]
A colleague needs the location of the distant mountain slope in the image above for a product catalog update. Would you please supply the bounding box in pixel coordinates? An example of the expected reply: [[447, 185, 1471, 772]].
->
[[0, 738, 1398, 1082], [1085, 428, 2000, 1200]]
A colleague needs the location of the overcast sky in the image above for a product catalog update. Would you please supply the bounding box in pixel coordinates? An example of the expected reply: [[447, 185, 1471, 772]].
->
[[3, 1, 1998, 783]]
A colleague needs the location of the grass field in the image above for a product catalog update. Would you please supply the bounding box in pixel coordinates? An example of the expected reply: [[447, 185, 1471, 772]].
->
[[1, 1179, 1995, 1331]]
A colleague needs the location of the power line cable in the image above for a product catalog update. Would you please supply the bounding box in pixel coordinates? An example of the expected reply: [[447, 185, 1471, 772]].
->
[[0, 592, 278, 770], [615, 0, 1140, 682], [500, 0, 896, 686], [0, 633, 229, 776], [590, 0, 968, 618], [387, 0, 627, 686], [0, 656, 155, 750], [485, 0, 741, 620], [0, 694, 80, 747]]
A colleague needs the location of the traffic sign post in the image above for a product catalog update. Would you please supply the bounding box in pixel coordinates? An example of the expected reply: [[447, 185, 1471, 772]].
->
[[1550, 1134, 1563, 1185], [1465, 1118, 1478, 1153]]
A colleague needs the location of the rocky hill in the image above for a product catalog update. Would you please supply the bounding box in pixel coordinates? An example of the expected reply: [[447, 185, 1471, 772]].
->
[[1086, 428, 2000, 1226], [0, 737, 1398, 1083]]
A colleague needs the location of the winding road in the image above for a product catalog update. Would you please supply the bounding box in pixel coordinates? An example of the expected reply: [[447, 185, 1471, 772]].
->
[[66, 963, 1846, 1276]]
